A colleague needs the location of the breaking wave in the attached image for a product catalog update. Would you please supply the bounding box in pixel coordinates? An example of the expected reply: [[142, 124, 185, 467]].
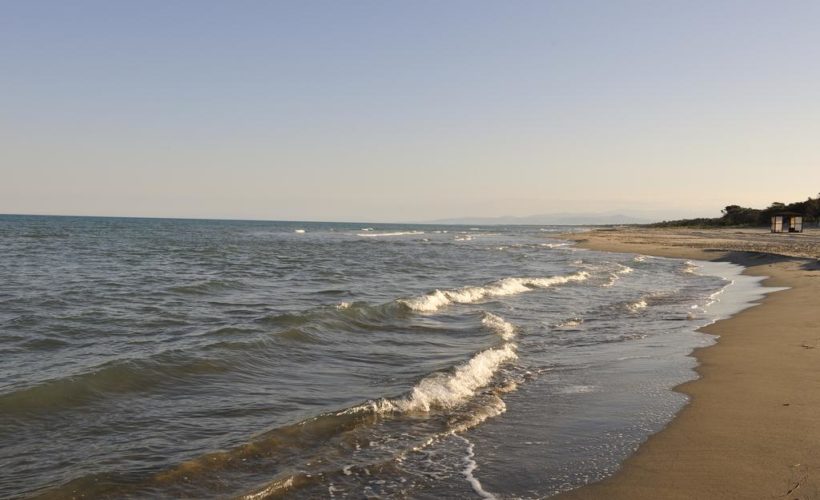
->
[[358, 312, 518, 415], [626, 299, 648, 313], [603, 264, 635, 287], [363, 344, 517, 414], [141, 312, 522, 499], [481, 312, 516, 341], [399, 271, 590, 313], [616, 265, 634, 275]]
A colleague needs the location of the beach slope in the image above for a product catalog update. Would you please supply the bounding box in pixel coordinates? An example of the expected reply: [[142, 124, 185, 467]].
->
[[558, 228, 820, 499]]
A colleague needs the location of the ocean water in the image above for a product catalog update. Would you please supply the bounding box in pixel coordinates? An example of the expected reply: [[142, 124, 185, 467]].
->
[[0, 215, 772, 499]]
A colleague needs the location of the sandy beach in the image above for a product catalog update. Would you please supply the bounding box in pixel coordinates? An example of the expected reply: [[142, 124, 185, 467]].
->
[[557, 227, 820, 499]]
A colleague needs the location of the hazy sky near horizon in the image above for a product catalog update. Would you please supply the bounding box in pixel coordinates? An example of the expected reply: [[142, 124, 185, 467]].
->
[[3, 1, 819, 221]]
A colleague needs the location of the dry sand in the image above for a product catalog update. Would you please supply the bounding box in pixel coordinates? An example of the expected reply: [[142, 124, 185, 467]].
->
[[556, 227, 820, 500]]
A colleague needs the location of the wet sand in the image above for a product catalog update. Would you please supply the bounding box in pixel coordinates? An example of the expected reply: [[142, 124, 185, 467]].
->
[[557, 227, 820, 499]]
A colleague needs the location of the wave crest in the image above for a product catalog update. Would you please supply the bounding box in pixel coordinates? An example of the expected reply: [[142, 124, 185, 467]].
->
[[399, 271, 590, 313], [367, 344, 517, 414], [626, 299, 648, 312], [481, 312, 516, 341]]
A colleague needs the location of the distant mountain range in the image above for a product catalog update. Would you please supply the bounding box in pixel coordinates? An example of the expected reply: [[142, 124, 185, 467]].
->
[[426, 213, 652, 226]]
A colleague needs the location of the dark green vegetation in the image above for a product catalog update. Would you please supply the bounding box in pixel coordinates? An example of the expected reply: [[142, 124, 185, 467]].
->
[[650, 194, 820, 228]]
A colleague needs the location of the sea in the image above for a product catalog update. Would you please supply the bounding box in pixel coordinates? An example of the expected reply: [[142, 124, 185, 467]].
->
[[0, 215, 775, 499]]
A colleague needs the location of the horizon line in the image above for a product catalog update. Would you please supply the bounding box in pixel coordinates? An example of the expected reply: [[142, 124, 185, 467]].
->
[[0, 212, 641, 227]]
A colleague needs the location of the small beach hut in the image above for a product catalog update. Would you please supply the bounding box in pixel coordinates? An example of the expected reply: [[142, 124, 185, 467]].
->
[[770, 212, 803, 233]]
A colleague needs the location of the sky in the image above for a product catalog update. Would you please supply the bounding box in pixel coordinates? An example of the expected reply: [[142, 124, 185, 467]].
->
[[2, 1, 819, 222]]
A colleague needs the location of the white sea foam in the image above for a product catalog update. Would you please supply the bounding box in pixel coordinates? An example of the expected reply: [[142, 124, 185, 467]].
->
[[602, 264, 635, 287], [335, 302, 351, 310], [400, 271, 590, 313], [357, 231, 425, 237], [705, 287, 726, 308], [340, 312, 522, 451], [603, 264, 635, 287], [627, 299, 648, 312], [616, 265, 634, 275], [540, 242, 569, 249], [456, 435, 497, 499], [294, 229, 306, 234], [481, 312, 516, 341], [367, 344, 517, 414]]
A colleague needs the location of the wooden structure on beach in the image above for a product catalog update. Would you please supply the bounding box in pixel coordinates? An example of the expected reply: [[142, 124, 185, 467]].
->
[[771, 212, 803, 233]]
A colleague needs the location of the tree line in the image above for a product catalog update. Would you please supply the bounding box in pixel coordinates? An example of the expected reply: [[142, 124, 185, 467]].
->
[[650, 193, 820, 227]]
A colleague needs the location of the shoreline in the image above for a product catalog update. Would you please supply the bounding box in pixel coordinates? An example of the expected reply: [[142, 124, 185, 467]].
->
[[555, 228, 820, 499]]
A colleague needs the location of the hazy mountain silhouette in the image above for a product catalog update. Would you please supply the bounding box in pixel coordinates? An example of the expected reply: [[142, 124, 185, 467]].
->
[[427, 213, 652, 226]]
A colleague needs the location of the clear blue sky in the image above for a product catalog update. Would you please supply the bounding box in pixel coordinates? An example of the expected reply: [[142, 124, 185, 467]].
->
[[3, 1, 819, 221]]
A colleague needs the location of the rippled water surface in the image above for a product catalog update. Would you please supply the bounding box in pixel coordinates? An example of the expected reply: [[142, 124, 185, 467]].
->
[[0, 216, 759, 498]]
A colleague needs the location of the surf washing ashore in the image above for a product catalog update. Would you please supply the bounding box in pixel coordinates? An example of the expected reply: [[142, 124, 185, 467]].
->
[[0, 216, 808, 499], [558, 227, 820, 499]]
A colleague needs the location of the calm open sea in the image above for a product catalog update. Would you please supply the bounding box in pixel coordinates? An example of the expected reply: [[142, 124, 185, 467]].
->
[[0, 215, 771, 499]]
